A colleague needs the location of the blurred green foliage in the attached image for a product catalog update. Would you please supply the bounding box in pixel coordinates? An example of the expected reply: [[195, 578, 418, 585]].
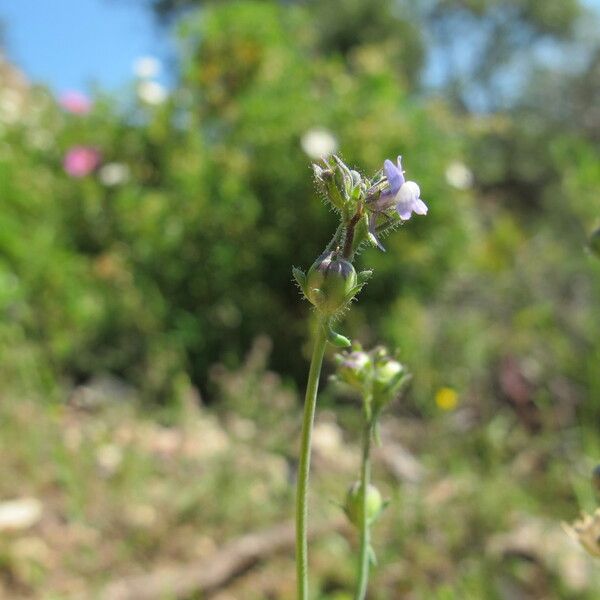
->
[[2, 3, 600, 598], [1, 0, 600, 421]]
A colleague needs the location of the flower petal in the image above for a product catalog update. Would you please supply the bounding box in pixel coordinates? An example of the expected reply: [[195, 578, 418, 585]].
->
[[384, 159, 403, 195], [396, 203, 413, 220], [375, 190, 394, 211], [412, 198, 428, 215], [396, 181, 421, 203], [396, 156, 406, 184]]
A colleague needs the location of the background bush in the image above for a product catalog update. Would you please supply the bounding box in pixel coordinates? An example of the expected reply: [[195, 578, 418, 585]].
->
[[0, 0, 599, 423]]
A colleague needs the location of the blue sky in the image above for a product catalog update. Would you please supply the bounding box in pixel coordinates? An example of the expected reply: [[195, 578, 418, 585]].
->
[[1, 0, 599, 97], [0, 0, 172, 93]]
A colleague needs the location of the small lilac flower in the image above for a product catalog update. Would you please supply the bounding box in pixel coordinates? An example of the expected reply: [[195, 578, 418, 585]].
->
[[368, 156, 428, 250], [59, 91, 92, 115], [381, 156, 427, 220], [63, 146, 101, 178]]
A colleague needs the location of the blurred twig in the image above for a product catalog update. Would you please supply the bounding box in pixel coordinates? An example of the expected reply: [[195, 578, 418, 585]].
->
[[97, 517, 345, 600]]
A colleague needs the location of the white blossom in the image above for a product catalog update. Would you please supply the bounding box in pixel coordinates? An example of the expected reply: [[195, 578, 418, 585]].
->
[[445, 161, 474, 190], [137, 81, 168, 105], [99, 162, 130, 186], [301, 127, 338, 159]]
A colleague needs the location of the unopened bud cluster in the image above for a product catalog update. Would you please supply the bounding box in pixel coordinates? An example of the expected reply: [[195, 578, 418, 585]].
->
[[333, 345, 410, 418], [313, 156, 367, 217]]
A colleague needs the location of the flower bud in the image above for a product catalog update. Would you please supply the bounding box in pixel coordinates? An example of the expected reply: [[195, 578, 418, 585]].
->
[[313, 161, 345, 211], [306, 251, 357, 315], [344, 481, 383, 527], [371, 350, 409, 410], [335, 350, 371, 389], [333, 154, 353, 197], [313, 163, 334, 182], [374, 358, 403, 390]]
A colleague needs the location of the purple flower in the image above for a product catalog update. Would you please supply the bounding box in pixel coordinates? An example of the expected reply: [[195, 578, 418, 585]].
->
[[372, 157, 404, 211], [63, 146, 101, 178], [382, 156, 427, 220], [368, 156, 428, 250], [383, 156, 405, 197]]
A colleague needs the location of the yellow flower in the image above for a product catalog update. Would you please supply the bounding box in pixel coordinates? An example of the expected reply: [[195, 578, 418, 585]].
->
[[435, 387, 458, 411]]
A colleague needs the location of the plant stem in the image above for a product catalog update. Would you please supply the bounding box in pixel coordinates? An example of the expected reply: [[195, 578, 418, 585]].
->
[[343, 206, 363, 259], [296, 317, 328, 600], [326, 222, 345, 252], [354, 420, 373, 600]]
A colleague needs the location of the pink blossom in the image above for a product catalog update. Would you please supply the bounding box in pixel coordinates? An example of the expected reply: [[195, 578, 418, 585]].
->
[[63, 146, 101, 178], [59, 91, 92, 115]]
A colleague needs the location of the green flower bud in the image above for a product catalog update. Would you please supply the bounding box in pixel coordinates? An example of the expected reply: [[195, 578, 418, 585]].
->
[[306, 251, 357, 315], [312, 163, 333, 182], [372, 350, 409, 410], [333, 154, 353, 198], [335, 350, 371, 390], [313, 160, 345, 211], [374, 357, 403, 394], [375, 358, 403, 385], [344, 481, 383, 527]]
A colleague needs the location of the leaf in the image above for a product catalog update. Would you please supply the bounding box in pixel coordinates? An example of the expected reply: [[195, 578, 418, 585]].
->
[[292, 267, 307, 295]]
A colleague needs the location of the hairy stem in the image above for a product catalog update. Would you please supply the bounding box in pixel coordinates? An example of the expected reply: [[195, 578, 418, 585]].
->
[[296, 317, 328, 600], [354, 420, 373, 600], [326, 222, 345, 253], [343, 207, 363, 259]]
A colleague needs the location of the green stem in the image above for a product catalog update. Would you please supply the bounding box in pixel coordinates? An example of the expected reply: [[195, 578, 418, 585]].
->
[[326, 222, 345, 252], [296, 317, 328, 600], [354, 420, 373, 600]]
